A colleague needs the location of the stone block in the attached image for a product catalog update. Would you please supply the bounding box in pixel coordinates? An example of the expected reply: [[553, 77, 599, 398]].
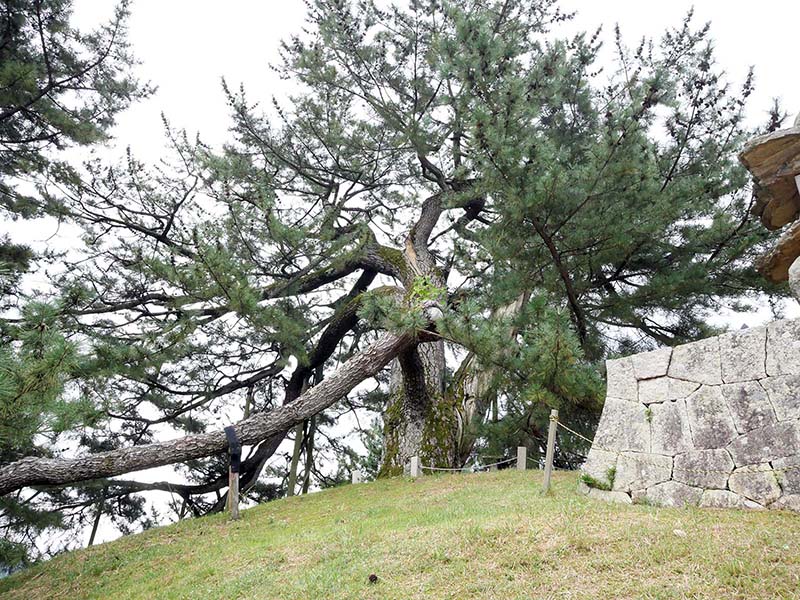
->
[[613, 452, 672, 492], [638, 377, 700, 405], [760, 374, 800, 421], [766, 319, 800, 376], [699, 489, 750, 509], [773, 455, 800, 495], [650, 400, 693, 456], [643, 481, 702, 508], [667, 378, 702, 401], [728, 464, 782, 505], [632, 348, 672, 380], [685, 386, 738, 450], [720, 381, 777, 433], [587, 489, 632, 505], [727, 421, 800, 466], [769, 494, 800, 511], [668, 337, 722, 385], [581, 448, 618, 486], [673, 449, 733, 489], [719, 326, 767, 383], [593, 397, 650, 453], [638, 377, 668, 404], [606, 357, 638, 401]]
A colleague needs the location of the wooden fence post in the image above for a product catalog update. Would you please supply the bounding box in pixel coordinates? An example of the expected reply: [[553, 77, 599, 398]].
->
[[517, 446, 527, 471], [542, 409, 558, 493], [228, 469, 240, 520], [410, 456, 420, 478]]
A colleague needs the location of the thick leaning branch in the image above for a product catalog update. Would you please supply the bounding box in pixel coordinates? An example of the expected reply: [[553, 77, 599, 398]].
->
[[0, 330, 413, 496]]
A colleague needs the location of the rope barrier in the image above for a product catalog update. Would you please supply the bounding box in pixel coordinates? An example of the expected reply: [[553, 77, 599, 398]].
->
[[420, 457, 517, 472], [554, 420, 595, 445], [553, 419, 800, 475]]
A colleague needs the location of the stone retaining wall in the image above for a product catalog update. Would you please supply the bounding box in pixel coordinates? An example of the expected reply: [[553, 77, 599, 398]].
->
[[580, 319, 800, 511]]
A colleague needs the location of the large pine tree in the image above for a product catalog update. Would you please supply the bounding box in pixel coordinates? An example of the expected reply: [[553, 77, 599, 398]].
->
[[0, 0, 784, 565]]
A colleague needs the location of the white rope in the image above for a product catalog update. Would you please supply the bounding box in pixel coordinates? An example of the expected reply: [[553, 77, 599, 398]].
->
[[554, 419, 800, 475], [420, 457, 517, 472]]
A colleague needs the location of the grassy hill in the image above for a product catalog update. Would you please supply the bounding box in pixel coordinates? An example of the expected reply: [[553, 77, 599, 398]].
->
[[2, 470, 799, 599]]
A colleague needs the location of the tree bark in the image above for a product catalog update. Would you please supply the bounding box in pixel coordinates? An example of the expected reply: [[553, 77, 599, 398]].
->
[[0, 330, 413, 496], [380, 340, 451, 474], [301, 416, 316, 494], [380, 192, 456, 473], [87, 491, 105, 547], [286, 422, 304, 497], [451, 292, 530, 464]]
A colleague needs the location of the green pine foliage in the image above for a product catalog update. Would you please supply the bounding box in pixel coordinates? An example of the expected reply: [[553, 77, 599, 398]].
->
[[0, 0, 150, 217], [442, 5, 778, 356], [0, 0, 788, 567], [0, 302, 94, 461]]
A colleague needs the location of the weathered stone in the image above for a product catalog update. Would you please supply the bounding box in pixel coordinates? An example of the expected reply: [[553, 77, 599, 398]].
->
[[766, 319, 800, 377], [727, 420, 800, 466], [719, 327, 767, 383], [589, 320, 800, 512], [759, 374, 800, 421], [587, 489, 632, 505], [631, 348, 671, 380], [673, 449, 733, 489], [613, 452, 672, 492], [769, 494, 800, 512], [728, 464, 782, 505], [685, 386, 738, 450], [773, 455, 800, 495], [593, 397, 650, 453], [643, 481, 702, 508], [606, 357, 637, 401], [699, 489, 750, 509], [790, 254, 800, 301], [638, 377, 700, 405], [759, 219, 800, 282], [739, 126, 800, 232], [638, 377, 669, 405], [668, 337, 722, 385], [581, 448, 618, 486], [576, 481, 591, 495], [666, 378, 702, 401], [720, 381, 777, 433], [650, 400, 693, 456]]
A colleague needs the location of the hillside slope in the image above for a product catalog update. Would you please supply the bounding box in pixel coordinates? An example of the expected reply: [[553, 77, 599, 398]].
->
[[2, 470, 799, 599]]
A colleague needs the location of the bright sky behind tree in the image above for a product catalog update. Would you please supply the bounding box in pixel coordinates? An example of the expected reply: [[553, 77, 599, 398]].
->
[[73, 1, 800, 158]]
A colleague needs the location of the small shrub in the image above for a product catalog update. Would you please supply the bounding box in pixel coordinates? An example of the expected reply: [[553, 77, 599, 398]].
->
[[580, 473, 611, 491]]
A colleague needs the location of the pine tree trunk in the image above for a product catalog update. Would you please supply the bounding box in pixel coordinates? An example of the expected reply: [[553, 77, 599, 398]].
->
[[87, 491, 105, 547], [379, 339, 457, 475], [301, 416, 316, 494], [286, 422, 304, 497], [0, 330, 414, 495], [451, 293, 530, 465], [379, 193, 464, 474]]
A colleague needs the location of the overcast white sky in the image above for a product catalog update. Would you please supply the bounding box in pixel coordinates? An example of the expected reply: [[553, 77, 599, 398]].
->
[[73, 0, 800, 158]]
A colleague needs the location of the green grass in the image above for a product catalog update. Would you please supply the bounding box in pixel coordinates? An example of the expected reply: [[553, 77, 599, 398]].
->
[[2, 470, 799, 599]]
